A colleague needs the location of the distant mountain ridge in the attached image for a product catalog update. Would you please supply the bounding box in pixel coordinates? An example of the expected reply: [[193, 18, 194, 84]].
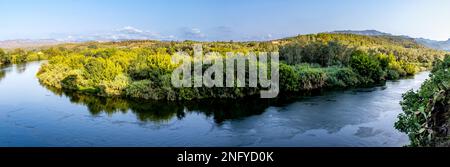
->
[[415, 38, 450, 51], [331, 30, 392, 36], [0, 39, 63, 49], [1, 30, 449, 51], [332, 30, 450, 51]]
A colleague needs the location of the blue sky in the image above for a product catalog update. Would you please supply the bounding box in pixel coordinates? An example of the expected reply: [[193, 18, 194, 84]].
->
[[1, 0, 450, 41]]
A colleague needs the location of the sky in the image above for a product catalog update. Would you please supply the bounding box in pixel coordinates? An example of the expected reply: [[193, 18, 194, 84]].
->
[[1, 0, 450, 41]]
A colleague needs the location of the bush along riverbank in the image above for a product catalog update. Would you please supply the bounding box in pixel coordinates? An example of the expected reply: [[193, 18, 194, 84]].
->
[[0, 48, 49, 67], [34, 34, 447, 101], [395, 55, 450, 147]]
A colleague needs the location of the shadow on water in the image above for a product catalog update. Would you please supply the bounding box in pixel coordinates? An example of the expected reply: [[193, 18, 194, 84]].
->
[[0, 64, 13, 83], [0, 70, 5, 82], [15, 63, 27, 74], [0, 63, 28, 83], [41, 84, 304, 124], [39, 77, 404, 126]]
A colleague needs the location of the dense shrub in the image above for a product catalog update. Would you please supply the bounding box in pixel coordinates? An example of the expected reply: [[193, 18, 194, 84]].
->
[[386, 69, 400, 80], [0, 49, 11, 66], [0, 48, 56, 68], [279, 33, 446, 66], [37, 63, 73, 89], [349, 51, 385, 84], [279, 41, 353, 66], [325, 67, 360, 87], [279, 63, 299, 92], [395, 55, 450, 147], [279, 63, 360, 92], [296, 65, 327, 90], [403, 63, 418, 75], [99, 74, 131, 96]]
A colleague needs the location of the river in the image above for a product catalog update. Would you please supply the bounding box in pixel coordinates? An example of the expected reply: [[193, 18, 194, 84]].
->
[[0, 61, 429, 146]]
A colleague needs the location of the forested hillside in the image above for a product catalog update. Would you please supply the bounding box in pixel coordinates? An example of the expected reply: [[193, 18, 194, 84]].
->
[[2, 33, 448, 100]]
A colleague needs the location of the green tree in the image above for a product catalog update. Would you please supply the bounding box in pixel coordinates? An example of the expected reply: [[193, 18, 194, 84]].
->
[[0, 48, 11, 66], [350, 50, 385, 83]]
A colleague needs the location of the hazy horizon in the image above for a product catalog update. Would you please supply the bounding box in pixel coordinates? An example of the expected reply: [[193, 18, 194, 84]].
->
[[1, 0, 450, 41]]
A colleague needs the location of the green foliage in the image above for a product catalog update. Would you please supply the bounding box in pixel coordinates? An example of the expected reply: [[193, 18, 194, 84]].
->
[[125, 80, 160, 100], [99, 74, 131, 96], [395, 55, 450, 147], [325, 67, 360, 87], [31, 33, 447, 101], [279, 64, 327, 91], [279, 63, 299, 91], [295, 65, 328, 90], [279, 33, 446, 65], [279, 63, 360, 92], [125, 74, 176, 100], [128, 52, 176, 81], [386, 69, 400, 80], [83, 57, 123, 84], [350, 51, 385, 84], [37, 63, 73, 89], [0, 48, 54, 67], [278, 33, 432, 84], [403, 63, 418, 75], [279, 41, 354, 66], [0, 49, 10, 66]]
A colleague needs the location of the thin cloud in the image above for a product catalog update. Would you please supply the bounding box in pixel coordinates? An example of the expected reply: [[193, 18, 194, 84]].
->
[[179, 27, 206, 40], [118, 26, 144, 34], [53, 26, 177, 42]]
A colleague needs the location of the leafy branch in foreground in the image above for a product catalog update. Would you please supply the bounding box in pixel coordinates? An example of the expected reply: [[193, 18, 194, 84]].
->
[[395, 55, 450, 147]]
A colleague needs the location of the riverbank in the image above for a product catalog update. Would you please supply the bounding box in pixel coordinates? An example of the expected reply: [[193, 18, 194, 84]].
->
[[0, 34, 432, 100], [1, 61, 431, 146], [36, 45, 437, 101], [395, 55, 450, 147]]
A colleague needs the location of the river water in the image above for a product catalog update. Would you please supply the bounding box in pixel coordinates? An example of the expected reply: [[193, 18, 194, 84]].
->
[[0, 61, 429, 146]]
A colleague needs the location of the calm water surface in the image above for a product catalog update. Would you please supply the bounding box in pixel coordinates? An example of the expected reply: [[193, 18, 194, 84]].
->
[[0, 62, 429, 146]]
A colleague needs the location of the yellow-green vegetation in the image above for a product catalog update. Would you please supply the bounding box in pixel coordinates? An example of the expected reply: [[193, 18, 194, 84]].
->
[[395, 55, 450, 147], [28, 33, 448, 100], [0, 48, 48, 67], [279, 33, 443, 68]]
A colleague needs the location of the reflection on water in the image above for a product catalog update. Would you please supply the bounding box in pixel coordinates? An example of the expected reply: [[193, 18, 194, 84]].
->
[[15, 63, 27, 74], [43, 84, 283, 124], [0, 70, 5, 82], [0, 63, 27, 83], [0, 61, 430, 146]]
